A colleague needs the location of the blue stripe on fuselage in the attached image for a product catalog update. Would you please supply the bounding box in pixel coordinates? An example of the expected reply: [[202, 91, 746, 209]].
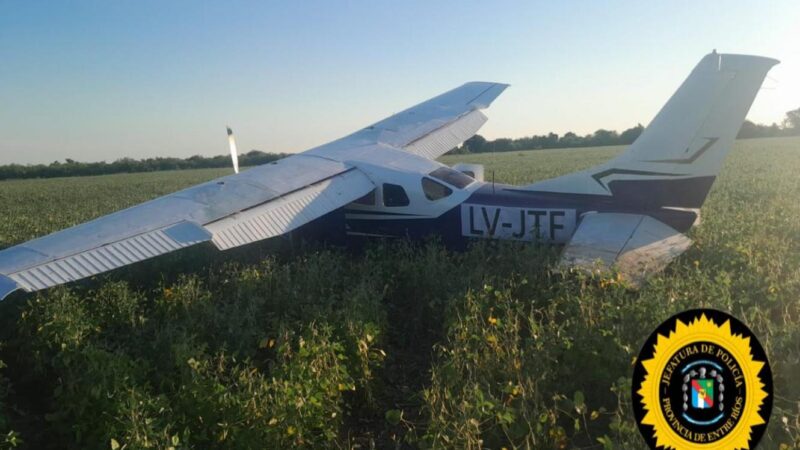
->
[[466, 184, 698, 232], [343, 183, 699, 248]]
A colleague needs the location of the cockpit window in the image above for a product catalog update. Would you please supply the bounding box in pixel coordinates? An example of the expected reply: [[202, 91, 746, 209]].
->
[[428, 167, 474, 189], [422, 177, 452, 201], [382, 183, 410, 207]]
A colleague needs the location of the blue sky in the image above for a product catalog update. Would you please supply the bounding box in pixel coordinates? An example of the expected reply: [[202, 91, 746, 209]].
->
[[1, 1, 798, 164]]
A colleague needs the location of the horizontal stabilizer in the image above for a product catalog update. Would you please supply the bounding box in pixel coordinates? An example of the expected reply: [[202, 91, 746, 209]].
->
[[560, 213, 692, 286]]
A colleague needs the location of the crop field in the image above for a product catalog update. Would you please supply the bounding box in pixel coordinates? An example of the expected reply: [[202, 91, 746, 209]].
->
[[0, 137, 798, 449]]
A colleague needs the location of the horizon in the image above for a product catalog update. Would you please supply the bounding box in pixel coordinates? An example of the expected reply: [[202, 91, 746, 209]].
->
[[4, 124, 797, 168], [1, 1, 798, 165]]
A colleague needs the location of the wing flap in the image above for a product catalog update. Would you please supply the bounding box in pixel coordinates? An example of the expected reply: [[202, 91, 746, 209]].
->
[[4, 221, 211, 295], [403, 109, 488, 160], [560, 213, 692, 286], [207, 169, 374, 250]]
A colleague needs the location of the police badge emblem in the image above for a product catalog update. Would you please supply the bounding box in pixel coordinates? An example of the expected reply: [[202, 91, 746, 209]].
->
[[632, 309, 772, 449]]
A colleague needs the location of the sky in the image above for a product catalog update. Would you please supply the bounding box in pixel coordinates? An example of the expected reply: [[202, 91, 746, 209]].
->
[[0, 1, 798, 165]]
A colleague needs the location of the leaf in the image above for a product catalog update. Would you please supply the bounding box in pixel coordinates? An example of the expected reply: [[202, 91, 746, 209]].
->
[[385, 409, 403, 426], [596, 435, 614, 450], [573, 390, 585, 413], [110, 439, 120, 450]]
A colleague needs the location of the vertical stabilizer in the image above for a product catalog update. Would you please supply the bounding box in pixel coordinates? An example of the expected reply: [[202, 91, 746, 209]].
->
[[524, 52, 778, 209]]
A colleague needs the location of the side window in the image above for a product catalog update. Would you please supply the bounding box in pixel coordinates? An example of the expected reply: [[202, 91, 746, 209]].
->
[[382, 183, 410, 207], [461, 171, 475, 178], [352, 189, 376, 206], [421, 177, 453, 201]]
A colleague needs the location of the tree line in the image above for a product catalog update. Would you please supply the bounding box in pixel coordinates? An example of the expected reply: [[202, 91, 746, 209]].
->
[[452, 124, 646, 154], [1, 108, 797, 180], [455, 107, 800, 154], [0, 150, 287, 181]]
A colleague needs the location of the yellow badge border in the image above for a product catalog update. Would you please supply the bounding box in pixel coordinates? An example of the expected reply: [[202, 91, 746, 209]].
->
[[635, 312, 770, 450]]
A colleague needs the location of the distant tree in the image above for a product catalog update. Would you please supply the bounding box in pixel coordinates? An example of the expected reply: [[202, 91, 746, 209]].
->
[[738, 120, 763, 139], [544, 132, 559, 148], [589, 129, 618, 147], [784, 107, 800, 135], [559, 131, 581, 148], [462, 135, 487, 153], [489, 138, 514, 152], [619, 124, 644, 144]]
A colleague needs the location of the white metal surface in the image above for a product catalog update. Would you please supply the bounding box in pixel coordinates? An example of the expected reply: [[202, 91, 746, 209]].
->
[[5, 222, 211, 294], [207, 169, 374, 250], [561, 213, 692, 286], [306, 82, 507, 160], [403, 110, 487, 160]]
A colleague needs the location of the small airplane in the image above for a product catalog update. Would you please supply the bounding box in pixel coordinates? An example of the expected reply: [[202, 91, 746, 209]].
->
[[0, 51, 778, 299]]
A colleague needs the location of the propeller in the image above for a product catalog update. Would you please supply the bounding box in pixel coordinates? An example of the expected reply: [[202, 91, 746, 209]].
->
[[226, 126, 240, 174]]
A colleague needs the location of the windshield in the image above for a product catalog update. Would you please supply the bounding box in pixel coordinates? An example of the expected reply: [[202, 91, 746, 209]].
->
[[422, 177, 453, 201], [428, 167, 474, 189]]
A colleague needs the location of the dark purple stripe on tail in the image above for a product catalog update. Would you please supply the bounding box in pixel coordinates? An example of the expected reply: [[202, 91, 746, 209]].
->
[[607, 176, 716, 209]]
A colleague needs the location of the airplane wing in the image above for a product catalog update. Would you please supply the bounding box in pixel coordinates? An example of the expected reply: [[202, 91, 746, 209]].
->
[[0, 81, 509, 300], [0, 155, 374, 299], [309, 82, 508, 161], [560, 213, 692, 286]]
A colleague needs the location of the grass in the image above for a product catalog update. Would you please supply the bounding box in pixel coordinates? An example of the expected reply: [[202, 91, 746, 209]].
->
[[0, 137, 798, 449]]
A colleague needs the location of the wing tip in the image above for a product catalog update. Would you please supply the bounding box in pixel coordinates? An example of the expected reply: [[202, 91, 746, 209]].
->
[[463, 81, 510, 87], [464, 82, 510, 109], [0, 274, 21, 301]]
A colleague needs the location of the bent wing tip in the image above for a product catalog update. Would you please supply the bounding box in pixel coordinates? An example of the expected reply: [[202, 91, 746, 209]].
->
[[463, 81, 510, 87], [464, 82, 510, 109], [0, 275, 21, 301]]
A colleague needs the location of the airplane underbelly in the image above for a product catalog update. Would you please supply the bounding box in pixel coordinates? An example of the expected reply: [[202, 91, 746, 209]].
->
[[344, 208, 464, 246]]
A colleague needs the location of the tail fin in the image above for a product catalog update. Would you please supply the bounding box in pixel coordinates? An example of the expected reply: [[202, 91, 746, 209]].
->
[[525, 52, 778, 208]]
